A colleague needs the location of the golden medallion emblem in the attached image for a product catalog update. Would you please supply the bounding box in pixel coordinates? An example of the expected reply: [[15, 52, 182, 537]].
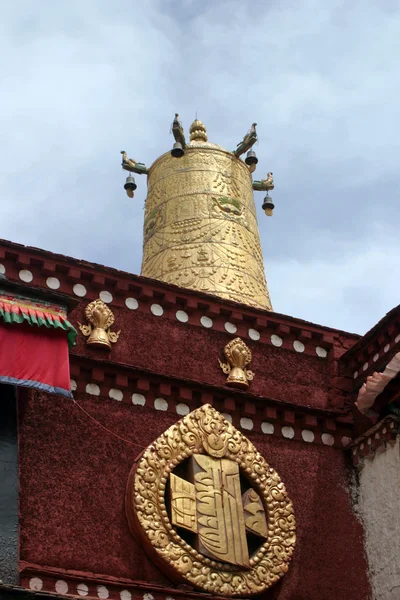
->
[[126, 405, 295, 596]]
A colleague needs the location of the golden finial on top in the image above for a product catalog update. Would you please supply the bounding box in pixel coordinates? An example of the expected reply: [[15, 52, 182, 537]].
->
[[189, 119, 208, 142], [137, 114, 274, 310]]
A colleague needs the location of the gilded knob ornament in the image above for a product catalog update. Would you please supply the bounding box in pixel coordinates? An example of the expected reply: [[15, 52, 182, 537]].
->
[[189, 119, 208, 142], [78, 298, 120, 349], [219, 337, 255, 388]]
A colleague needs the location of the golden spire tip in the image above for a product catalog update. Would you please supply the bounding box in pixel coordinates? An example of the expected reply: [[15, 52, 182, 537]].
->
[[189, 119, 208, 142]]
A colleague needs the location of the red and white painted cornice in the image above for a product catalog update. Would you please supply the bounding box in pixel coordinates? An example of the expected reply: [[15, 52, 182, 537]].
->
[[340, 304, 400, 388], [0, 238, 357, 360], [349, 415, 399, 466], [68, 355, 353, 450], [20, 564, 226, 600]]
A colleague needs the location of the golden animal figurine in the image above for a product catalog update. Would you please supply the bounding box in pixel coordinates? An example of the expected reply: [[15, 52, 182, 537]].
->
[[171, 112, 186, 147], [262, 171, 274, 189], [126, 404, 296, 597], [252, 172, 274, 191], [219, 337, 255, 388], [78, 298, 120, 349], [120, 151, 148, 175], [234, 122, 258, 157]]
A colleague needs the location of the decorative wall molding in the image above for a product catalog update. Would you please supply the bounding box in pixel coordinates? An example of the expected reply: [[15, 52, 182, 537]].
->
[[355, 352, 400, 414], [0, 238, 360, 434], [340, 304, 400, 388], [0, 239, 358, 360], [68, 358, 353, 449], [20, 565, 219, 600], [349, 416, 399, 467]]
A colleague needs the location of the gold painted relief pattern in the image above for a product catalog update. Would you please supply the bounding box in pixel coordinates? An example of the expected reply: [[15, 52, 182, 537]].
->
[[192, 454, 249, 567], [242, 488, 268, 538], [141, 147, 272, 309], [127, 405, 295, 597], [170, 473, 197, 533]]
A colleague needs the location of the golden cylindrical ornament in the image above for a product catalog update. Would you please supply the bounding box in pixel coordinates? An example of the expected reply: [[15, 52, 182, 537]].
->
[[140, 136, 272, 310]]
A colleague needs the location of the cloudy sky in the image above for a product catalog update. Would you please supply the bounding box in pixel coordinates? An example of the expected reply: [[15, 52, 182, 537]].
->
[[1, 0, 399, 334]]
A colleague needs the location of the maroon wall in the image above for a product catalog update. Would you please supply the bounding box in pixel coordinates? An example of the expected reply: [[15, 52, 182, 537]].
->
[[18, 391, 370, 600], [1, 239, 368, 598], [69, 303, 334, 409]]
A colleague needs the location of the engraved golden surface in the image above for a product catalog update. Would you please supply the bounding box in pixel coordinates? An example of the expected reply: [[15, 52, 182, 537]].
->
[[242, 488, 268, 538], [219, 337, 255, 388], [186, 454, 250, 567], [78, 299, 120, 349], [140, 121, 272, 310], [170, 473, 197, 533], [126, 405, 296, 596]]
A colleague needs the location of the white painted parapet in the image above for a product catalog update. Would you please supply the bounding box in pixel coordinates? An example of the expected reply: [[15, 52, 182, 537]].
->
[[354, 418, 400, 599]]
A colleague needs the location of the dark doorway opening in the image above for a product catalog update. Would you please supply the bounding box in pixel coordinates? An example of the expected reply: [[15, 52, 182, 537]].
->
[[0, 384, 18, 585]]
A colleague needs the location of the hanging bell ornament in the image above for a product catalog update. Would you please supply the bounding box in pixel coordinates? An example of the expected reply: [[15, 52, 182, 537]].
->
[[262, 194, 275, 217], [124, 174, 137, 198], [171, 142, 184, 158], [245, 149, 258, 166]]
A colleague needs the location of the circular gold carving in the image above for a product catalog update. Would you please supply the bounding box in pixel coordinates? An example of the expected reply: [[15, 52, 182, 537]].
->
[[126, 405, 295, 597]]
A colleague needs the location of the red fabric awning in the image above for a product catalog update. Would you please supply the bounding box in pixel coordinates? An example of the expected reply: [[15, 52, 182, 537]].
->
[[0, 289, 76, 398], [0, 323, 72, 397]]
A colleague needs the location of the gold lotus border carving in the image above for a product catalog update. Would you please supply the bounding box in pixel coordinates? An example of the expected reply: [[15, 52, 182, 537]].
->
[[126, 405, 295, 596]]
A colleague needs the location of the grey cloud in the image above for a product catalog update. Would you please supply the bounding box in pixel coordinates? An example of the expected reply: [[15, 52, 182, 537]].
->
[[0, 0, 399, 334]]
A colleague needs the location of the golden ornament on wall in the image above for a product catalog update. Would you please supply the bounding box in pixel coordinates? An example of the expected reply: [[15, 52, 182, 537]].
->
[[78, 298, 120, 349], [126, 404, 296, 597], [219, 337, 254, 388]]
